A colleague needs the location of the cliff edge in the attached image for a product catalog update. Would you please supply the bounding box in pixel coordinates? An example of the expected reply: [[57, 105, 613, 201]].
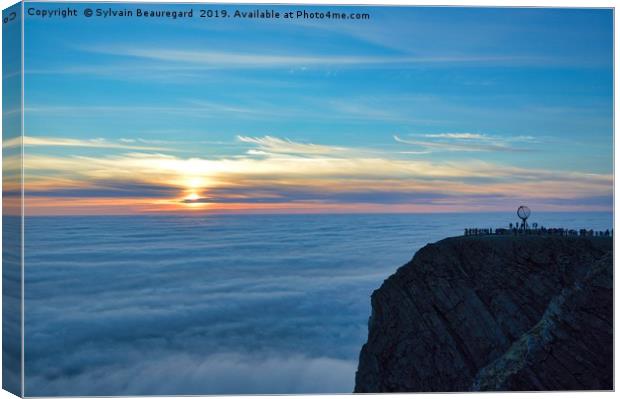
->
[[355, 235, 612, 392]]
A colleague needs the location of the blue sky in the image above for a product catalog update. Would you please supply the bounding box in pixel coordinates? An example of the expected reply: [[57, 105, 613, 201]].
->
[[19, 3, 613, 214]]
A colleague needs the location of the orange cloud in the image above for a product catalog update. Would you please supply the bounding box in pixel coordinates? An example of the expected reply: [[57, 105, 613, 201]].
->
[[15, 136, 612, 215]]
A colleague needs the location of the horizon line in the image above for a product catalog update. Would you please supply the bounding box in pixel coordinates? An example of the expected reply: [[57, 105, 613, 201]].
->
[[15, 209, 614, 218]]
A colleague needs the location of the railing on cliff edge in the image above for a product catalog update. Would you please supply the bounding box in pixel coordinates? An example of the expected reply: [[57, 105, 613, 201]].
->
[[464, 227, 613, 237]]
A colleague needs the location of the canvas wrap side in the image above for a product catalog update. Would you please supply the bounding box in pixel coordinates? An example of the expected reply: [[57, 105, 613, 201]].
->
[[2, 1, 23, 397]]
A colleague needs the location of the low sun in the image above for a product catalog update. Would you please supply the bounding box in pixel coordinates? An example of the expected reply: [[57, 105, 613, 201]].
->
[[185, 192, 201, 201], [181, 191, 206, 209], [176, 174, 211, 209]]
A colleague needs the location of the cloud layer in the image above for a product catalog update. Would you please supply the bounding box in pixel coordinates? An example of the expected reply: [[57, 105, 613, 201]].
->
[[19, 134, 612, 215], [23, 211, 613, 395], [23, 213, 427, 395]]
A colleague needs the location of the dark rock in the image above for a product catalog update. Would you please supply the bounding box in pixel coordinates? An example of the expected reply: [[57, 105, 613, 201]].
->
[[354, 235, 612, 392]]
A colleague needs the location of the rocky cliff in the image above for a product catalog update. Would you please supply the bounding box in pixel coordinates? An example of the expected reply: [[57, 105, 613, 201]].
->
[[355, 235, 612, 392]]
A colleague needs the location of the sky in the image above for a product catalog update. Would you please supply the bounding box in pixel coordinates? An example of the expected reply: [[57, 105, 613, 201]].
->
[[16, 3, 614, 215]]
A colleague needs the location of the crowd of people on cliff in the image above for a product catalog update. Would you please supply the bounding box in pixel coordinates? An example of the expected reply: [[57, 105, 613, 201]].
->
[[464, 226, 612, 237]]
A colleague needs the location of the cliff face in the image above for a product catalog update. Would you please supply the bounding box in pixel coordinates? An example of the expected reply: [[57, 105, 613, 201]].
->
[[355, 235, 612, 392]]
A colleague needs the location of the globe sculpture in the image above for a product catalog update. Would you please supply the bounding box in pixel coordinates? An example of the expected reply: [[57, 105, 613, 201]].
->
[[517, 205, 531, 230]]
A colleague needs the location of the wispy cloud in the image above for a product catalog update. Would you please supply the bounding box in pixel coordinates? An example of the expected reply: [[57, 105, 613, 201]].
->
[[422, 133, 486, 140], [20, 135, 612, 214], [421, 132, 537, 142], [4, 136, 172, 151], [394, 132, 537, 153], [88, 45, 542, 70], [237, 136, 346, 156]]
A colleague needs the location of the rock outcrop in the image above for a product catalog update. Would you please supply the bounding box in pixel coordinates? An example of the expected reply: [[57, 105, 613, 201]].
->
[[355, 235, 612, 392]]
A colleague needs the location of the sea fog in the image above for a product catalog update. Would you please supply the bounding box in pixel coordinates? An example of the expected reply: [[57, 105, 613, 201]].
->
[[23, 212, 612, 395]]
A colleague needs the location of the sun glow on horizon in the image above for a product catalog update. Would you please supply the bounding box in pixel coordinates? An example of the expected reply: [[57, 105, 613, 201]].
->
[[17, 135, 613, 215], [185, 192, 201, 201], [186, 177, 207, 190], [182, 191, 208, 209]]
